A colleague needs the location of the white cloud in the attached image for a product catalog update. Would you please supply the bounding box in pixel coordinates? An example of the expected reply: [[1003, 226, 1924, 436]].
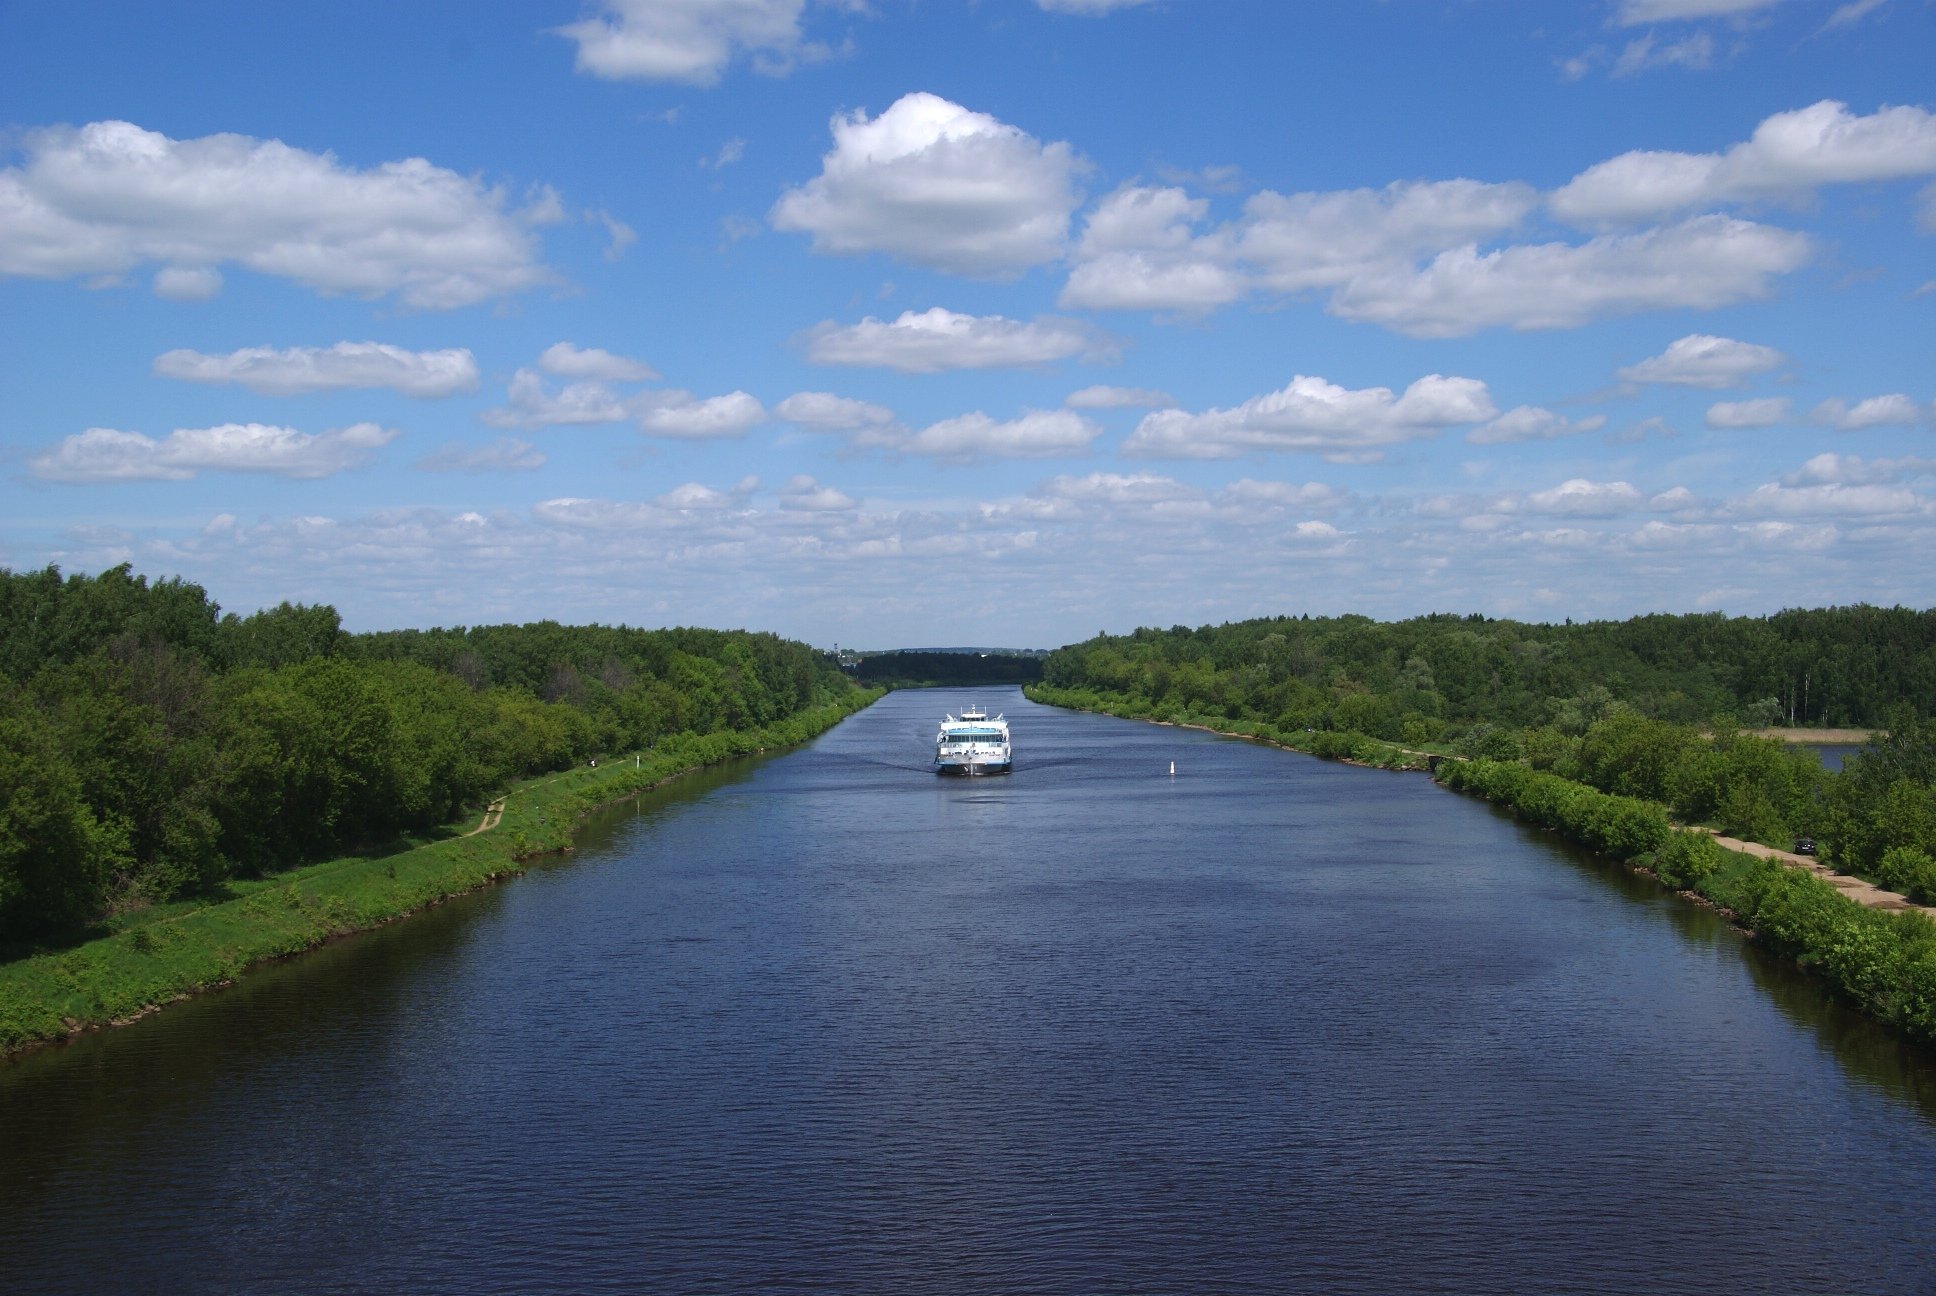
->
[[637, 390, 765, 438], [1612, 32, 1715, 77], [1237, 179, 1538, 294], [588, 209, 637, 261], [538, 341, 658, 382], [153, 265, 223, 300], [154, 342, 479, 397], [1060, 179, 1534, 313], [1218, 478, 1352, 513], [1060, 185, 1245, 311], [1820, 0, 1888, 31], [553, 0, 819, 85], [0, 120, 554, 308], [1035, 471, 1200, 506], [415, 436, 545, 473], [775, 391, 897, 431], [703, 138, 747, 170], [1616, 333, 1786, 387], [1523, 478, 1644, 516], [1551, 100, 1936, 225], [1467, 406, 1608, 444], [1615, 0, 1783, 23], [1329, 216, 1811, 337], [31, 422, 396, 482], [900, 409, 1102, 461], [1706, 396, 1792, 427], [1811, 393, 1921, 429], [1732, 481, 1926, 517], [770, 92, 1084, 275], [779, 474, 857, 512], [1124, 373, 1494, 459], [1065, 384, 1175, 409], [801, 307, 1111, 372], [1650, 486, 1701, 511], [1783, 452, 1936, 486], [482, 369, 633, 428]]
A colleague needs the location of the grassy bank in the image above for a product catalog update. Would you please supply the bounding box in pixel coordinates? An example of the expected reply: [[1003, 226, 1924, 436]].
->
[[0, 693, 879, 1057], [1025, 683, 1439, 771], [1438, 758, 1936, 1046]]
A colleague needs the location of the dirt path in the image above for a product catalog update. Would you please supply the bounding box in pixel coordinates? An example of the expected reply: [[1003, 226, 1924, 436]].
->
[[1704, 830, 1936, 919], [463, 798, 506, 838]]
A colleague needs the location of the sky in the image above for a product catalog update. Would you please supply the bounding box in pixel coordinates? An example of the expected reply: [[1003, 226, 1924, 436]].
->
[[2, 0, 1933, 650]]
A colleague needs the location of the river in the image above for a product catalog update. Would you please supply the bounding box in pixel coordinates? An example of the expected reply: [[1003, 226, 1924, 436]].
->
[[4, 687, 1935, 1293]]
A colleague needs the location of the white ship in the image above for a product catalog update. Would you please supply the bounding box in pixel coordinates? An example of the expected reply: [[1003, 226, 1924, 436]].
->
[[935, 704, 1011, 776]]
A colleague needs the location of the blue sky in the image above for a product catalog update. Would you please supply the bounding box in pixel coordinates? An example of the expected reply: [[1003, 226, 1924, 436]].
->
[[2, 0, 1932, 649]]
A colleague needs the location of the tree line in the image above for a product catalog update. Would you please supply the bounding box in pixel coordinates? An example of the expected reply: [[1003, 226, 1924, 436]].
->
[[1037, 607, 1936, 904], [0, 565, 862, 948], [854, 650, 1044, 688]]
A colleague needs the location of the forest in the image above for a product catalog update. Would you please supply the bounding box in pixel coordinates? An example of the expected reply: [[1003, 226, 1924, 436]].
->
[[0, 564, 862, 948], [854, 650, 1044, 688], [1035, 608, 1936, 904]]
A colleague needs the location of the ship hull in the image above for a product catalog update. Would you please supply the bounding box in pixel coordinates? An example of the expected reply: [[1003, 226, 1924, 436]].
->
[[935, 758, 1011, 776]]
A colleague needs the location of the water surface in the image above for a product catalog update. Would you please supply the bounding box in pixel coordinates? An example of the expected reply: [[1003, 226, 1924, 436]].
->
[[4, 688, 1935, 1293]]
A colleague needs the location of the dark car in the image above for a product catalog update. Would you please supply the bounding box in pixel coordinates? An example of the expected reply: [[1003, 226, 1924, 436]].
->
[[1792, 837, 1816, 856]]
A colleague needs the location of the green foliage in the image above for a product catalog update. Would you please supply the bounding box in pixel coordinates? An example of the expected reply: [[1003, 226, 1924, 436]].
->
[[855, 650, 1044, 687], [0, 565, 867, 948]]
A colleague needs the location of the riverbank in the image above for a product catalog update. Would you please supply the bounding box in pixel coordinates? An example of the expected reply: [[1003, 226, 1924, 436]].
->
[[0, 694, 880, 1059], [1024, 684, 1439, 771], [1437, 757, 1936, 1046]]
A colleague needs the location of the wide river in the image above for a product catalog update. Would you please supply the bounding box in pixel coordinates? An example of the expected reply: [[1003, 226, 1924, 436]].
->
[[5, 688, 1936, 1293]]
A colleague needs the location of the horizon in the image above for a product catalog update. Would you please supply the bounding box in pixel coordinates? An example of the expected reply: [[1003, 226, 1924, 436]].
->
[[3, 2, 1933, 647]]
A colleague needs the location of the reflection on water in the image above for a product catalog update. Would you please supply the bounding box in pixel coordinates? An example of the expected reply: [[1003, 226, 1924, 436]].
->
[[4, 688, 1935, 1295]]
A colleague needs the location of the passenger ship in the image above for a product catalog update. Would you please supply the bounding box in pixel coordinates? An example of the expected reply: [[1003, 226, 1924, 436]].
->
[[935, 704, 1011, 776]]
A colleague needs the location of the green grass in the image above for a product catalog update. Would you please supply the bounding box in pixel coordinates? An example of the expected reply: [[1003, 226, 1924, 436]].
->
[[0, 695, 879, 1057]]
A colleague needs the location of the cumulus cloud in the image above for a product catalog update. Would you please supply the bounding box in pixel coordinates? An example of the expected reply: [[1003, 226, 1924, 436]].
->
[[1060, 185, 1246, 311], [154, 342, 479, 397], [1551, 100, 1936, 225], [1466, 406, 1608, 444], [1059, 179, 1534, 313], [1523, 478, 1644, 516], [482, 369, 633, 428], [154, 265, 223, 300], [30, 422, 397, 482], [553, 0, 823, 84], [1811, 393, 1922, 429], [1706, 396, 1792, 428], [1616, 333, 1786, 387], [538, 342, 658, 381], [1732, 481, 1926, 517], [801, 307, 1111, 372], [1065, 384, 1175, 409], [415, 436, 545, 473], [0, 120, 555, 308], [770, 92, 1084, 275], [1125, 373, 1494, 460], [1783, 451, 1936, 486], [1329, 216, 1810, 337], [891, 409, 1101, 461], [775, 391, 898, 432], [637, 390, 765, 438], [1238, 179, 1538, 293], [778, 474, 857, 512]]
